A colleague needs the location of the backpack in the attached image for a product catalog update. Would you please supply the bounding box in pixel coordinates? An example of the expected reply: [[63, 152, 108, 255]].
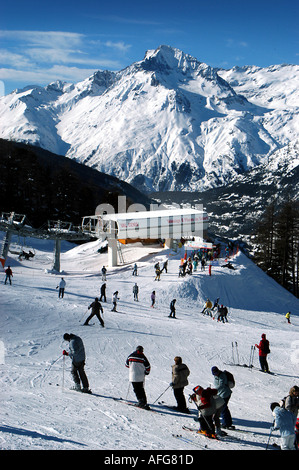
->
[[224, 370, 235, 389], [263, 341, 271, 354]]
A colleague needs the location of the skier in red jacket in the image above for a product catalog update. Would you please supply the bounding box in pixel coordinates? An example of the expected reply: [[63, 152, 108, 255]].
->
[[255, 333, 270, 373]]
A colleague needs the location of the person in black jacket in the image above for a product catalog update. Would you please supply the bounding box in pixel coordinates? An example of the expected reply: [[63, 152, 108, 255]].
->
[[100, 283, 107, 302], [84, 298, 104, 327], [169, 299, 176, 318]]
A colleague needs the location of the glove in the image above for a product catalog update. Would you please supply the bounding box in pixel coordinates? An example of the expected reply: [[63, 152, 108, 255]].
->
[[170, 382, 174, 386], [62, 350, 68, 356]]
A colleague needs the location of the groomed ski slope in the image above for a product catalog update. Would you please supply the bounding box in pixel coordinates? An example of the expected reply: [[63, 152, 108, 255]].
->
[[0, 237, 298, 451]]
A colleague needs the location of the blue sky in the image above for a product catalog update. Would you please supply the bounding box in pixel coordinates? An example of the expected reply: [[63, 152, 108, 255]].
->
[[1, 0, 298, 95]]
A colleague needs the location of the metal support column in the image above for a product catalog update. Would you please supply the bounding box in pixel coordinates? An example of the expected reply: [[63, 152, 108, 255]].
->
[[53, 239, 61, 272]]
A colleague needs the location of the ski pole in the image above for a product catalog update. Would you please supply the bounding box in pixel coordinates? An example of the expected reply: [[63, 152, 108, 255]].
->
[[251, 346, 256, 368], [125, 382, 130, 400], [192, 398, 214, 434], [232, 342, 235, 364], [249, 345, 255, 368], [62, 355, 65, 390], [152, 384, 172, 404], [79, 309, 88, 322], [266, 424, 274, 450], [235, 341, 240, 365], [249, 346, 253, 368]]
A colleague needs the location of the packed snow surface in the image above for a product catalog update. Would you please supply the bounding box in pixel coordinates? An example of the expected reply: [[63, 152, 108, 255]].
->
[[1, 236, 298, 451]]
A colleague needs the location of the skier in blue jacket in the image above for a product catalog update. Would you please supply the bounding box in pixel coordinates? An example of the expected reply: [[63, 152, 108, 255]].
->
[[211, 366, 234, 430], [270, 402, 296, 450], [63, 333, 91, 393]]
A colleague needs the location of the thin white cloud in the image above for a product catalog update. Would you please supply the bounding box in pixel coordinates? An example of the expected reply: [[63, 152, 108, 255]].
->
[[0, 65, 99, 84], [0, 30, 84, 48], [104, 41, 132, 52], [0, 29, 130, 91], [0, 49, 32, 68]]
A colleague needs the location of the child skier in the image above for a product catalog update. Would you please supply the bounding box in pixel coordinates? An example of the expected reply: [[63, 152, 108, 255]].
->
[[270, 402, 297, 450], [111, 291, 119, 312]]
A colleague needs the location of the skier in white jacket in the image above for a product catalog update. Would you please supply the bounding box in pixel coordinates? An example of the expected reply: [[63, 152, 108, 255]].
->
[[57, 277, 66, 298], [125, 346, 151, 409]]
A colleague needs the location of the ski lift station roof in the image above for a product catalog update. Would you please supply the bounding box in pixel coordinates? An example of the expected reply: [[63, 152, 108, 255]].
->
[[103, 207, 207, 221], [83, 208, 209, 240]]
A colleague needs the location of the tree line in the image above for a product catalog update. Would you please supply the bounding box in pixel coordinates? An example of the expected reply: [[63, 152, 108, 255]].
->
[[254, 199, 299, 298]]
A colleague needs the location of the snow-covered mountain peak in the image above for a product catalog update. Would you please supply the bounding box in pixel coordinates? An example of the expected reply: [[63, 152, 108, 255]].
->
[[143, 45, 201, 72], [0, 45, 298, 192]]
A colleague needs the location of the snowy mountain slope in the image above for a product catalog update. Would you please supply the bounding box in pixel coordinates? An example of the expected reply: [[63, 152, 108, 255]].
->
[[218, 64, 299, 146], [1, 235, 298, 451], [153, 141, 299, 239], [1, 45, 298, 192]]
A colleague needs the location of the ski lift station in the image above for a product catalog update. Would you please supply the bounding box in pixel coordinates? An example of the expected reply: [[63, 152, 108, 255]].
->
[[82, 208, 209, 267]]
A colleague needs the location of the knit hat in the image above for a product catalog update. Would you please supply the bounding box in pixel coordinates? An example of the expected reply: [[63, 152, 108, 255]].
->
[[193, 385, 203, 395], [270, 402, 280, 412], [211, 366, 220, 375]]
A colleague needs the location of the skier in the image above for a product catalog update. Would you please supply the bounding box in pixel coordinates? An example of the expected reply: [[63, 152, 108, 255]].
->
[[84, 297, 104, 327], [202, 298, 212, 316], [111, 291, 119, 312], [178, 265, 185, 277], [285, 311, 291, 324], [132, 263, 138, 276], [282, 385, 299, 417], [217, 305, 228, 323], [151, 290, 156, 308], [222, 305, 228, 322], [4, 266, 13, 285], [161, 260, 168, 273], [255, 333, 270, 373], [212, 298, 220, 311], [63, 333, 91, 393], [125, 345, 151, 409], [190, 385, 224, 438], [155, 265, 161, 281], [170, 356, 190, 413], [57, 277, 66, 298], [100, 283, 107, 302], [169, 299, 176, 318], [101, 266, 107, 281], [211, 366, 234, 430], [270, 402, 297, 450], [186, 262, 193, 275], [133, 283, 139, 301]]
